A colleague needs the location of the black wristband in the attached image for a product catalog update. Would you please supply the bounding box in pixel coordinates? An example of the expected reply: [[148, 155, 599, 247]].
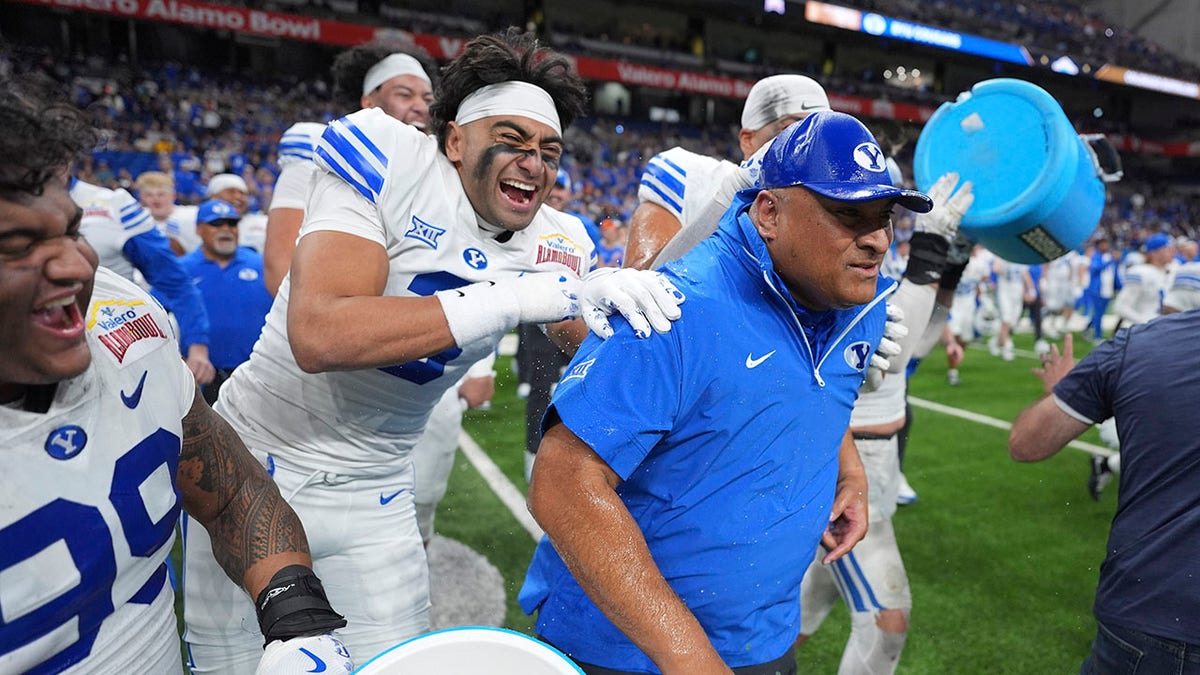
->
[[903, 232, 950, 286], [255, 564, 347, 646], [940, 257, 971, 293]]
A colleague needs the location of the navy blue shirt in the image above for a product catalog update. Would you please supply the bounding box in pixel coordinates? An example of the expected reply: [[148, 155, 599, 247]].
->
[[1053, 311, 1200, 643], [520, 195, 892, 671], [176, 247, 273, 371]]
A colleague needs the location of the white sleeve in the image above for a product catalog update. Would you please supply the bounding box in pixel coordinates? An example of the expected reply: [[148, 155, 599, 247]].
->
[[277, 122, 326, 168], [637, 148, 729, 227], [300, 170, 387, 248], [1112, 266, 1149, 323], [270, 161, 317, 211], [111, 187, 157, 238]]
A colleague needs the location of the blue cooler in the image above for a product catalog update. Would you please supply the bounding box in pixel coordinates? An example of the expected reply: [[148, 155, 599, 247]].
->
[[913, 78, 1109, 264]]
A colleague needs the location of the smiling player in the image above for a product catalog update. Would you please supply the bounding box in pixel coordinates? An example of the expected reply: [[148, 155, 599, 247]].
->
[[180, 29, 685, 672]]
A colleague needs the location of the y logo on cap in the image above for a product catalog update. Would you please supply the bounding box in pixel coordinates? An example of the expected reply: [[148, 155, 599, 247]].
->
[[853, 143, 886, 172]]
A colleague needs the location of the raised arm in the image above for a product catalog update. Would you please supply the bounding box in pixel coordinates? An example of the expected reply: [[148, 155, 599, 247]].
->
[[623, 200, 682, 270], [262, 206, 303, 296], [1009, 334, 1091, 461], [528, 422, 733, 675], [286, 228, 459, 372]]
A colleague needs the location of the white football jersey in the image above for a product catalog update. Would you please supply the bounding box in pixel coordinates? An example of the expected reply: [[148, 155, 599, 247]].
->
[[218, 107, 594, 474], [0, 267, 195, 673], [71, 180, 157, 280], [157, 204, 200, 254], [1112, 263, 1168, 324]]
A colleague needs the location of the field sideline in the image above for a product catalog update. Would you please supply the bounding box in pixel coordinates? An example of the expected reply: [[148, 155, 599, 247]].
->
[[442, 331, 1117, 674]]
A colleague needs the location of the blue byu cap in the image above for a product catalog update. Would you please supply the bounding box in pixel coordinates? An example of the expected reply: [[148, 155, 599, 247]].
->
[[197, 199, 239, 224], [1144, 232, 1172, 253], [753, 111, 933, 213]]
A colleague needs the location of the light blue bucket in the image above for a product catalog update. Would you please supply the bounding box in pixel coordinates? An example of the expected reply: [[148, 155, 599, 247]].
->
[[913, 78, 1106, 264]]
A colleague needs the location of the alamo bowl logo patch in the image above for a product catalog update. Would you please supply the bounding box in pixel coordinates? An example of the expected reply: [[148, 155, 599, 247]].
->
[[535, 233, 585, 276], [844, 341, 873, 372], [88, 300, 170, 367]]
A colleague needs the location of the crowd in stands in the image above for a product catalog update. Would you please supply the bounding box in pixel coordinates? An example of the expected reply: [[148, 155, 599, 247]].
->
[[206, 0, 1200, 99], [6, 41, 1198, 255]]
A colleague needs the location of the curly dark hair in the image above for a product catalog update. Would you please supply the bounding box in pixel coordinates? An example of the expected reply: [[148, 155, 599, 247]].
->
[[431, 28, 588, 151], [331, 44, 438, 111], [0, 74, 98, 200]]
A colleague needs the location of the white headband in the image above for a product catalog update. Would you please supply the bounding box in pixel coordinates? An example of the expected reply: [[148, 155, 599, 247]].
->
[[362, 54, 431, 97], [454, 81, 561, 135], [206, 173, 248, 196]]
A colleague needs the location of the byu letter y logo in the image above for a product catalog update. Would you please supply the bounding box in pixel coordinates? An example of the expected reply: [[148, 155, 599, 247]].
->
[[845, 341, 873, 371], [853, 143, 885, 172]]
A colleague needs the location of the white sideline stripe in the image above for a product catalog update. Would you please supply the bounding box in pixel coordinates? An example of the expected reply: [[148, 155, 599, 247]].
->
[[909, 396, 1114, 457], [458, 430, 545, 542]]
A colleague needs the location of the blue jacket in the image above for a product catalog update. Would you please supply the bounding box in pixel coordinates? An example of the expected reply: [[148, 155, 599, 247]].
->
[[520, 194, 894, 671]]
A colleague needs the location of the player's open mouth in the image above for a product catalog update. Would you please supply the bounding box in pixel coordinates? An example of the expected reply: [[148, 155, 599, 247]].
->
[[499, 178, 537, 207], [33, 293, 85, 339]]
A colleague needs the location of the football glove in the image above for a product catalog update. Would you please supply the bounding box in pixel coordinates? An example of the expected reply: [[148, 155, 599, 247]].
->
[[914, 172, 974, 242], [579, 267, 686, 339], [255, 633, 352, 675]]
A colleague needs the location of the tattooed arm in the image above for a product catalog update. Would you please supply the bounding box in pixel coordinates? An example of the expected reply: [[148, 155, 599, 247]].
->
[[177, 387, 312, 599]]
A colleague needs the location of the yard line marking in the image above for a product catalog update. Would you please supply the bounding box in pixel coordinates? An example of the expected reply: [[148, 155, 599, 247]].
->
[[909, 396, 1114, 457], [458, 430, 545, 542]]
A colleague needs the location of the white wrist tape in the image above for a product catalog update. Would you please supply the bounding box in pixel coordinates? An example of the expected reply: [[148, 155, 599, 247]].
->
[[436, 281, 522, 348]]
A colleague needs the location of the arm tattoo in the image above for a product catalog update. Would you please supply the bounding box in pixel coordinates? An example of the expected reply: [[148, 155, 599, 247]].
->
[[179, 393, 309, 588]]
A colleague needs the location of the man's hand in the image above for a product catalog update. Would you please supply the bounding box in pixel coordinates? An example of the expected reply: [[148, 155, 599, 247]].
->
[[822, 471, 868, 564], [580, 267, 685, 339], [915, 172, 974, 242], [185, 343, 216, 385], [1033, 333, 1076, 395], [255, 633, 352, 675], [457, 373, 495, 409]]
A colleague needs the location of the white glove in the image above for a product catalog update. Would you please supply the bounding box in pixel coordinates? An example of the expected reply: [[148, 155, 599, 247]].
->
[[915, 172, 975, 242], [256, 633, 353, 675], [580, 267, 686, 339], [863, 303, 907, 391], [872, 302, 908, 372], [436, 273, 582, 347]]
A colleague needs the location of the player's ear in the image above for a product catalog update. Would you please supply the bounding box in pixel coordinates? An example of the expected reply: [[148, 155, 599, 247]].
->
[[444, 122, 465, 163], [752, 190, 779, 243], [737, 127, 756, 159]]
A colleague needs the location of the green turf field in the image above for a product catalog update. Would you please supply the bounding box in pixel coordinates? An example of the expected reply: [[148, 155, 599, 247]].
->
[[442, 331, 1117, 674]]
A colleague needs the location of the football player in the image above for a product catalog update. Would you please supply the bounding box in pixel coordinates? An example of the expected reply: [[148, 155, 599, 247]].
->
[[0, 74, 350, 675], [181, 28, 684, 672]]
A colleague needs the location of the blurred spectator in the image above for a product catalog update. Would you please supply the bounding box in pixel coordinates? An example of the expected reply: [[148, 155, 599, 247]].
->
[[134, 170, 200, 255], [172, 199, 273, 403], [595, 218, 626, 268]]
